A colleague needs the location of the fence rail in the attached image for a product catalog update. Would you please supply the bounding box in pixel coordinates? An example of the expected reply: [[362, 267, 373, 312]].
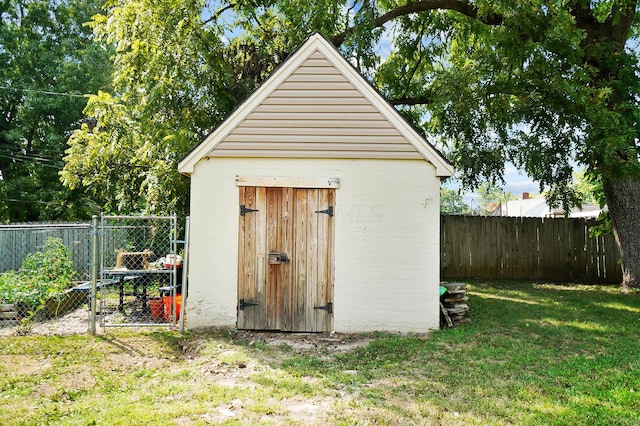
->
[[441, 215, 622, 283], [0, 223, 91, 278]]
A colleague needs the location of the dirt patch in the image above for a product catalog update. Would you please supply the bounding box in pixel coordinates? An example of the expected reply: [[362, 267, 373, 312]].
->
[[0, 354, 51, 375], [0, 308, 91, 337], [231, 330, 372, 356], [0, 311, 382, 424]]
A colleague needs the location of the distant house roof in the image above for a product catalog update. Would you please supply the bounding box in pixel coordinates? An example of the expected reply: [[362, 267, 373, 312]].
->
[[178, 32, 454, 177], [494, 195, 604, 218]]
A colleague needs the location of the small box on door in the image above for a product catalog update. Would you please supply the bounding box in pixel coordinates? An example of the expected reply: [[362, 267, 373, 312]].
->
[[268, 252, 289, 264]]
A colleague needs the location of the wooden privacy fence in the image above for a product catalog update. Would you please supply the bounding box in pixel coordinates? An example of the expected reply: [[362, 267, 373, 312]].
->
[[0, 223, 91, 277], [440, 215, 622, 283]]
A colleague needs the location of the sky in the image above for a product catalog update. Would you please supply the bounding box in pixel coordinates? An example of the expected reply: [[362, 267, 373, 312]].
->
[[371, 26, 544, 203], [208, 5, 558, 204], [444, 163, 542, 207]]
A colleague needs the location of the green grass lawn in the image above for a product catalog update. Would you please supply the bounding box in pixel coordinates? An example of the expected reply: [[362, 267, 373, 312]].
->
[[1, 281, 639, 425]]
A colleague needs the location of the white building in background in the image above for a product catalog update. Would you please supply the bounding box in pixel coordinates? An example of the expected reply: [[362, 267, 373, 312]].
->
[[494, 192, 604, 219]]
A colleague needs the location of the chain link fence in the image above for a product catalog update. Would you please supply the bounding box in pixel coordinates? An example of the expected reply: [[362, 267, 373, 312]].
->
[[0, 223, 91, 327], [97, 215, 186, 329], [0, 216, 189, 332]]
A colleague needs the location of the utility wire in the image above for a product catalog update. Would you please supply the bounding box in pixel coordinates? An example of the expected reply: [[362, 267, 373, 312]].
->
[[0, 85, 87, 98], [6, 198, 63, 206], [0, 153, 63, 169], [0, 148, 63, 163], [0, 147, 63, 162]]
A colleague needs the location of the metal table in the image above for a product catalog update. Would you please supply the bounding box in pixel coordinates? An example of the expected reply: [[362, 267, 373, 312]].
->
[[102, 269, 173, 312]]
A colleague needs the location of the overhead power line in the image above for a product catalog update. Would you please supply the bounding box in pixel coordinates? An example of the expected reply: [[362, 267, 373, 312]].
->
[[0, 85, 87, 98]]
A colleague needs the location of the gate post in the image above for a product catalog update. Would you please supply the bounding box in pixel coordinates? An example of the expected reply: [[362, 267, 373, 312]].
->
[[179, 216, 190, 332], [90, 215, 99, 335]]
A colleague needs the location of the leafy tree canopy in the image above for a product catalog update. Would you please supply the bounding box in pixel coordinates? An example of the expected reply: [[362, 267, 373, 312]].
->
[[477, 182, 518, 213], [0, 0, 112, 222], [63, 0, 640, 288], [440, 186, 471, 214]]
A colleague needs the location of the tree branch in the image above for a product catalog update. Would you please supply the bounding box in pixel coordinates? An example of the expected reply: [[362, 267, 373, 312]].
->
[[204, 4, 236, 25], [570, 0, 637, 49], [388, 95, 433, 105], [332, 0, 503, 46]]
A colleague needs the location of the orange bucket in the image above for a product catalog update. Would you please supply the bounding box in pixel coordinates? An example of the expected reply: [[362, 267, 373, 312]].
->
[[163, 294, 181, 321], [148, 298, 164, 320]]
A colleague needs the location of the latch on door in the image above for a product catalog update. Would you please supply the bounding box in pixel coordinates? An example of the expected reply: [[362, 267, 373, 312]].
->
[[268, 251, 289, 264]]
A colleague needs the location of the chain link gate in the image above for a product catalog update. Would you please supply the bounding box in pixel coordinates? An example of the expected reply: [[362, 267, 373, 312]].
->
[[90, 215, 189, 331]]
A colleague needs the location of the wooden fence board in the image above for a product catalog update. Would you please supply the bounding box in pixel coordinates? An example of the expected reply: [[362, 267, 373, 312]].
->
[[440, 215, 622, 283]]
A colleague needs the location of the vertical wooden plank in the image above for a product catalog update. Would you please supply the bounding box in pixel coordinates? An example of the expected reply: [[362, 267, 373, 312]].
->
[[459, 216, 469, 278], [237, 186, 247, 329], [495, 216, 505, 279], [254, 187, 268, 329], [293, 189, 308, 331], [496, 216, 505, 280], [475, 216, 486, 278], [514, 217, 524, 279], [306, 189, 319, 332], [280, 187, 294, 331], [562, 218, 573, 281], [237, 187, 255, 329], [562, 218, 572, 281], [440, 215, 447, 279], [525, 217, 538, 280], [503, 217, 520, 277], [457, 215, 466, 279], [545, 217, 557, 280], [326, 188, 335, 331], [442, 216, 453, 279], [315, 189, 329, 332], [504, 217, 514, 280], [573, 219, 587, 281], [553, 218, 563, 280], [584, 219, 595, 282], [538, 217, 550, 279], [266, 187, 280, 329]]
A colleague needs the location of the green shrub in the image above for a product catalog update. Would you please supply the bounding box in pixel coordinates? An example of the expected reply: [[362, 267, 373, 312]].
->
[[0, 237, 76, 309], [0, 270, 21, 304]]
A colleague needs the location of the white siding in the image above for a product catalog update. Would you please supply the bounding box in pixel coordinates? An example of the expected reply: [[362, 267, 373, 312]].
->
[[186, 157, 441, 333], [208, 50, 423, 160]]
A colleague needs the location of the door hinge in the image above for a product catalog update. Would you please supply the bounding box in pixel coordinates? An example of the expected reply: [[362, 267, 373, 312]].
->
[[315, 206, 334, 217], [240, 205, 259, 216], [314, 301, 333, 314], [239, 299, 258, 310]]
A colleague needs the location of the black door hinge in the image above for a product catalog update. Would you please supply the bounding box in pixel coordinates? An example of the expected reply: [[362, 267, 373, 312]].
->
[[240, 205, 259, 216], [239, 299, 258, 310], [314, 301, 333, 314], [315, 206, 334, 217]]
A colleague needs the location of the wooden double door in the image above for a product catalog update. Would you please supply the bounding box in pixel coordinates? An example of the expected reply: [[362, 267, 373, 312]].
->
[[237, 186, 335, 332]]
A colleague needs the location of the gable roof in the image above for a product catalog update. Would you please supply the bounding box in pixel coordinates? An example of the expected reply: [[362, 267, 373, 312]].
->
[[178, 33, 454, 177]]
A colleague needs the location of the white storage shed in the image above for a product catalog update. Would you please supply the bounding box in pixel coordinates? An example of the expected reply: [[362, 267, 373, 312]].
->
[[178, 33, 454, 333]]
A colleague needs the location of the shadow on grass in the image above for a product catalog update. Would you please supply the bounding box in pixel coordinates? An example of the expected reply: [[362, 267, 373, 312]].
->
[[277, 282, 640, 425]]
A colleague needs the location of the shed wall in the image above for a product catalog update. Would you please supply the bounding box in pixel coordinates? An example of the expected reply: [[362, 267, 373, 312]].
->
[[186, 157, 441, 333]]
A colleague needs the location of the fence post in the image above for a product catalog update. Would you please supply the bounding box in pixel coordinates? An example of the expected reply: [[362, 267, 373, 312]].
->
[[90, 215, 99, 335], [179, 216, 190, 332]]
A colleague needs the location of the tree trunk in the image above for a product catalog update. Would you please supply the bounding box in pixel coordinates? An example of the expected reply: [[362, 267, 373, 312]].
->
[[603, 176, 640, 291]]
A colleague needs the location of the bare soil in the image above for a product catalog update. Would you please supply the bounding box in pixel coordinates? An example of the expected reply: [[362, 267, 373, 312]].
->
[[1, 308, 376, 424], [0, 307, 91, 336]]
